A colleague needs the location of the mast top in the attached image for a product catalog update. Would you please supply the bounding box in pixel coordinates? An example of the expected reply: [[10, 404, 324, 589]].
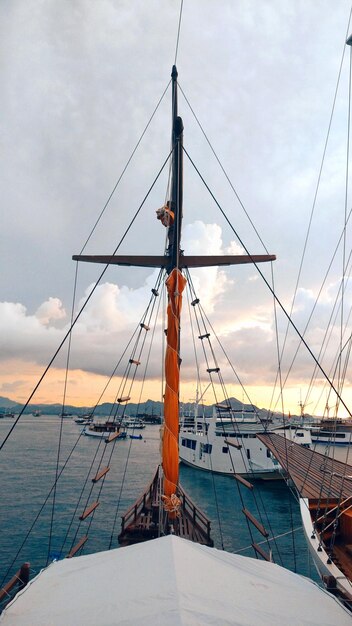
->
[[171, 65, 178, 79]]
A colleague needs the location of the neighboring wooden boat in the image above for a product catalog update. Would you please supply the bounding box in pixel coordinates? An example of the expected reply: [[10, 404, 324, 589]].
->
[[83, 421, 127, 441], [258, 433, 352, 608]]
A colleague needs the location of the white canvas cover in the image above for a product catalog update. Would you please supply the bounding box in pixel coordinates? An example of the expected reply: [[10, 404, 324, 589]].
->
[[1, 535, 350, 625]]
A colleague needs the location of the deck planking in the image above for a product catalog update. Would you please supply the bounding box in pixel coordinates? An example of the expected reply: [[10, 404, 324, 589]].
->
[[257, 433, 352, 499]]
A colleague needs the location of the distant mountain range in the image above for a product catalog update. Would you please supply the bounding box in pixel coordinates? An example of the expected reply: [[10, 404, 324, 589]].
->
[[0, 395, 302, 420]]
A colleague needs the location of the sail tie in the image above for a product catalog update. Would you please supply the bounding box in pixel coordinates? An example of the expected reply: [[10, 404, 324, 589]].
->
[[161, 493, 181, 516], [156, 204, 175, 227]]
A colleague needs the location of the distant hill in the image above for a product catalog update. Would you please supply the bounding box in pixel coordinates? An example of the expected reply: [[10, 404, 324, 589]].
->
[[0, 395, 299, 420]]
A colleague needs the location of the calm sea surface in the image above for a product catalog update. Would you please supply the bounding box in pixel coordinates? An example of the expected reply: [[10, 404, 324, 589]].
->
[[0, 415, 349, 588]]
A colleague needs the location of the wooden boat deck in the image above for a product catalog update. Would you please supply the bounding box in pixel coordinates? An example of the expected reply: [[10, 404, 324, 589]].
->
[[118, 467, 213, 547], [257, 433, 352, 499]]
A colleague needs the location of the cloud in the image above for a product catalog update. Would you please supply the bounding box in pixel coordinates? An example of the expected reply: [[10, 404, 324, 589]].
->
[[35, 297, 66, 325]]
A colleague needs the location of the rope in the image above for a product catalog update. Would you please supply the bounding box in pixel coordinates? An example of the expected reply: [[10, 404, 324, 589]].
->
[[174, 0, 184, 66], [183, 145, 352, 419], [0, 150, 173, 453]]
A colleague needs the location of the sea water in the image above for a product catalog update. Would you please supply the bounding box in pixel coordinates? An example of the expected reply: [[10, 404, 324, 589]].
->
[[1, 415, 346, 587]]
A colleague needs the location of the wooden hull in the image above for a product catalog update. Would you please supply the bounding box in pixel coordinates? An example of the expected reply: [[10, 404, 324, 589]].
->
[[118, 467, 213, 548], [300, 498, 352, 605]]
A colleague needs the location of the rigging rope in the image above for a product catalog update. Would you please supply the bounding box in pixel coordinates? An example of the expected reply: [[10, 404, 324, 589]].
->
[[183, 145, 352, 419], [0, 150, 173, 453], [174, 0, 184, 66]]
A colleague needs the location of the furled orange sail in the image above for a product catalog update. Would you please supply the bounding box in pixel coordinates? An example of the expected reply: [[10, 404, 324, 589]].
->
[[162, 267, 187, 506]]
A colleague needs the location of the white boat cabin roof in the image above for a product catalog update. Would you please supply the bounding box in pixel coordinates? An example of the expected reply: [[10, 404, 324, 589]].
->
[[1, 535, 350, 625]]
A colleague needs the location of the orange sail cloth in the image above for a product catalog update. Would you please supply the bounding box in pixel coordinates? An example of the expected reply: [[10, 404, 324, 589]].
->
[[162, 267, 187, 504]]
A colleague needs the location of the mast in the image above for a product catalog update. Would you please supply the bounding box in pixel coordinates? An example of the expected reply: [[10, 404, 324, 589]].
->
[[72, 64, 276, 515], [168, 65, 184, 272], [162, 65, 186, 509]]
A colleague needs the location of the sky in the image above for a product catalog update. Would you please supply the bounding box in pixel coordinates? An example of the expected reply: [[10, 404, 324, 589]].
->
[[1, 0, 352, 416]]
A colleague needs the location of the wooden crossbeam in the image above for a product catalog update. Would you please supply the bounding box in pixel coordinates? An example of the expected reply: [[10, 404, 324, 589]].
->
[[67, 535, 88, 558], [106, 431, 121, 443], [117, 396, 130, 403], [72, 254, 276, 268], [224, 438, 242, 450], [79, 501, 99, 521], [242, 507, 269, 537], [92, 466, 110, 483], [0, 563, 30, 602], [233, 474, 253, 490], [252, 542, 271, 561]]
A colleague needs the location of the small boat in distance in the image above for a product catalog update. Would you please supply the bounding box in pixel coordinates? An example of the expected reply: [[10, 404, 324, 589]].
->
[[74, 414, 93, 425], [32, 410, 41, 417], [311, 418, 352, 445], [83, 420, 127, 442], [122, 417, 146, 429], [3, 411, 15, 418]]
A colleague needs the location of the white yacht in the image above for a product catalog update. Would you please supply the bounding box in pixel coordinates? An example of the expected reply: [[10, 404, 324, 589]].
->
[[179, 407, 311, 479], [122, 417, 146, 429]]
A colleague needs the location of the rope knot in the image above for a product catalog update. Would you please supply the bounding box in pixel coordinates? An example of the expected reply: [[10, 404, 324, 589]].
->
[[161, 493, 181, 516]]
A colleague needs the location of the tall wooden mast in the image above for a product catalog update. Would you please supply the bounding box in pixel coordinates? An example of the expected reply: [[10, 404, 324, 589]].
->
[[73, 66, 276, 503], [161, 66, 186, 503], [168, 65, 183, 273]]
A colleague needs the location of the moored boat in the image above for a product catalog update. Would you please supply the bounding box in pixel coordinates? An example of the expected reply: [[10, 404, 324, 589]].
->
[[83, 421, 127, 442], [311, 418, 352, 445], [122, 417, 146, 429], [259, 433, 352, 607], [179, 406, 311, 478]]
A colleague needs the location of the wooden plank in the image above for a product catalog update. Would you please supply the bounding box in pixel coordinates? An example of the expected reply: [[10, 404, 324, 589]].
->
[[224, 438, 242, 450], [67, 535, 88, 558], [92, 466, 110, 483], [252, 542, 271, 561], [105, 431, 121, 443], [242, 507, 269, 537], [233, 473, 253, 490], [257, 433, 352, 500], [0, 563, 30, 602], [79, 501, 99, 520]]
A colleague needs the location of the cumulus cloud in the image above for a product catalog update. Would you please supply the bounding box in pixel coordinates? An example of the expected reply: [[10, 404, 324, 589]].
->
[[35, 297, 66, 325]]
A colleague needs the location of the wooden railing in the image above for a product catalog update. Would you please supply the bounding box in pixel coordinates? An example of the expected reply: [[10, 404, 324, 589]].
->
[[178, 484, 212, 543], [120, 467, 159, 533], [119, 466, 212, 546]]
